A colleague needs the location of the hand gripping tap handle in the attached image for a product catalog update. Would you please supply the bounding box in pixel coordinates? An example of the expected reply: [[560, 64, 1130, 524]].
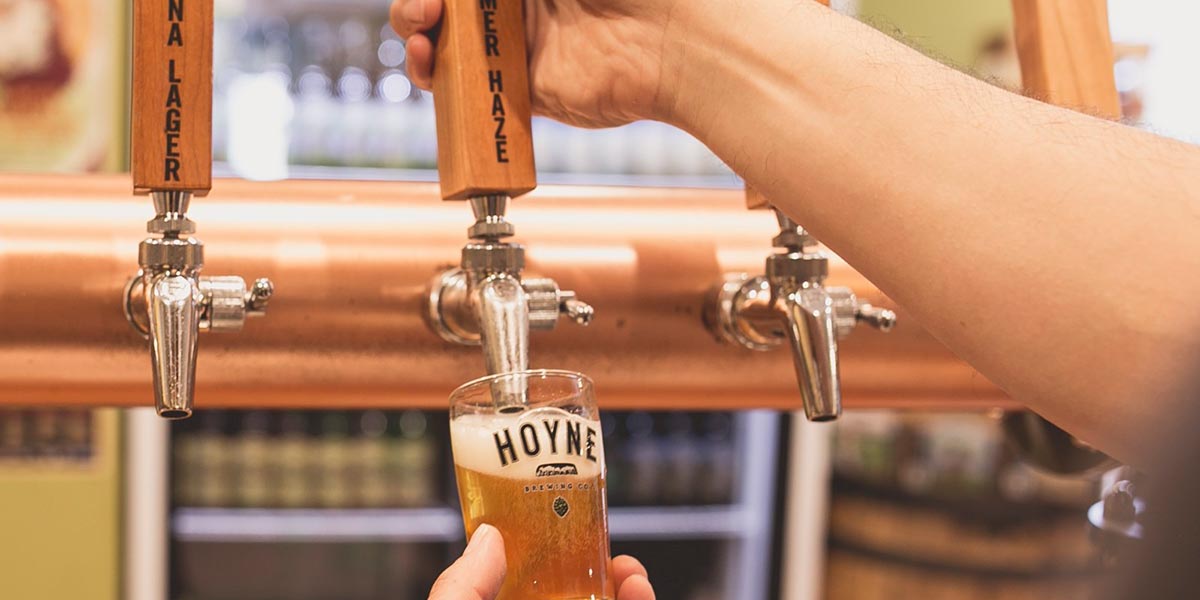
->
[[432, 0, 537, 200]]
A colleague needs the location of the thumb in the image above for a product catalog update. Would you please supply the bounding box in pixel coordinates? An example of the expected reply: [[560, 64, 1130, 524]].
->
[[428, 524, 507, 600]]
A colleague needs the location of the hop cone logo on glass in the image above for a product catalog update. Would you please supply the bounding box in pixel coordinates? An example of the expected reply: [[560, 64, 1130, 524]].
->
[[553, 496, 570, 518]]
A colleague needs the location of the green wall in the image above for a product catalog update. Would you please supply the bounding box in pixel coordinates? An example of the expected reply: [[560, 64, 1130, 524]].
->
[[858, 0, 1014, 68], [0, 410, 122, 600]]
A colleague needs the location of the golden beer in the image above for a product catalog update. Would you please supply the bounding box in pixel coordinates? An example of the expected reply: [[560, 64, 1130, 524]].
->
[[450, 371, 614, 600]]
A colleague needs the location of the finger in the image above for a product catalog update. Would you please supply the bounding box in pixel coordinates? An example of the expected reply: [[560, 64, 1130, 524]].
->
[[617, 574, 656, 600], [427, 524, 507, 600], [406, 34, 435, 90], [611, 555, 649, 586], [389, 0, 444, 38]]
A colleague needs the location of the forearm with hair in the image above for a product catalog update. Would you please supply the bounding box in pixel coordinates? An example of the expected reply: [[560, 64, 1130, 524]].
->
[[663, 0, 1200, 466]]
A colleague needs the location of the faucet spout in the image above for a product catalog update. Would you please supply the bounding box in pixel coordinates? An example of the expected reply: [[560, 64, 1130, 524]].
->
[[146, 274, 202, 419], [473, 274, 531, 376], [472, 273, 531, 409], [778, 284, 841, 421]]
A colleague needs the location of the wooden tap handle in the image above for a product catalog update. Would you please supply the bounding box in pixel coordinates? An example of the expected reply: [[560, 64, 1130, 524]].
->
[[131, 0, 213, 196], [746, 0, 832, 210], [745, 184, 771, 210], [432, 0, 536, 201], [1011, 0, 1121, 119]]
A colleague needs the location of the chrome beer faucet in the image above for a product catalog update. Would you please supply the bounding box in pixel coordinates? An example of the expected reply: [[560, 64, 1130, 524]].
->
[[427, 197, 592, 400], [709, 209, 895, 421], [124, 192, 273, 419]]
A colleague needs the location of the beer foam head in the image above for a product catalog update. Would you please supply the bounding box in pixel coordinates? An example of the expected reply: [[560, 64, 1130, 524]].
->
[[451, 407, 605, 479]]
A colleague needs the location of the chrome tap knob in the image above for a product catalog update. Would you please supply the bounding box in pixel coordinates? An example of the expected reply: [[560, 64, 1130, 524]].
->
[[856, 303, 897, 332], [197, 276, 275, 331], [524, 278, 595, 330], [200, 276, 249, 332], [560, 291, 595, 327], [828, 288, 898, 337], [247, 278, 275, 314], [523, 278, 562, 330]]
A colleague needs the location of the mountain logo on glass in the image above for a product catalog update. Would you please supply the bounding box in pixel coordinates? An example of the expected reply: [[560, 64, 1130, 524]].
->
[[536, 463, 579, 477]]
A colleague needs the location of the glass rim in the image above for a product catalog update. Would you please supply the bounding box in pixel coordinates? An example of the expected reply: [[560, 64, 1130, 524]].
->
[[449, 369, 592, 397]]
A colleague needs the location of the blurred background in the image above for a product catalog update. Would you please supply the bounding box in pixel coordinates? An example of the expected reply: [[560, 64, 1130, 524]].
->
[[1, 0, 1196, 598]]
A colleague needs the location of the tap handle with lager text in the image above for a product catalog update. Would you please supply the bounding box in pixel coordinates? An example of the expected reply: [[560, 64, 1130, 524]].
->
[[433, 0, 537, 201], [131, 0, 213, 196]]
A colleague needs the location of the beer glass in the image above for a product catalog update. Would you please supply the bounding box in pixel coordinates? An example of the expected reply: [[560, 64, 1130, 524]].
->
[[449, 370, 614, 600]]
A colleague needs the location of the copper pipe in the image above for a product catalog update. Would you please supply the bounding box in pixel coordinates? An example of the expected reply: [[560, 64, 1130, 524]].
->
[[0, 173, 1010, 411]]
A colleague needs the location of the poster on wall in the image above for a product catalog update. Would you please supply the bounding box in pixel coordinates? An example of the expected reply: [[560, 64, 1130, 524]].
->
[[0, 0, 125, 172]]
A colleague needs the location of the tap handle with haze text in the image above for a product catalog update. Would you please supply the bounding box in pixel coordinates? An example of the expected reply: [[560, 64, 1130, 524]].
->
[[432, 0, 537, 200]]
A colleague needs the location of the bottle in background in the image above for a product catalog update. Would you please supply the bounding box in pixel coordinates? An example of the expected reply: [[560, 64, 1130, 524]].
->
[[387, 410, 433, 507], [31, 410, 58, 459], [625, 411, 661, 505], [195, 412, 235, 507], [601, 412, 626, 505], [0, 410, 27, 459], [60, 410, 91, 461], [700, 413, 736, 505], [236, 411, 273, 508], [172, 417, 199, 506], [356, 410, 389, 508], [317, 412, 351, 508], [276, 411, 311, 508], [661, 412, 699, 505]]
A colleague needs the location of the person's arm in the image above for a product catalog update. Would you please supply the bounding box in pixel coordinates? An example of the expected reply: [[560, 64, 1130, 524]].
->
[[663, 1, 1200, 466], [392, 0, 1200, 467]]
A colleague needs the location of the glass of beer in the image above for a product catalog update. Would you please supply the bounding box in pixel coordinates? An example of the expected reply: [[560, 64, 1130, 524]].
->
[[449, 369, 614, 600]]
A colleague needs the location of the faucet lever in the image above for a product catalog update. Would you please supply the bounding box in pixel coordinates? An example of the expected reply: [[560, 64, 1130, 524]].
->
[[560, 291, 595, 327], [523, 278, 595, 330], [856, 303, 897, 332]]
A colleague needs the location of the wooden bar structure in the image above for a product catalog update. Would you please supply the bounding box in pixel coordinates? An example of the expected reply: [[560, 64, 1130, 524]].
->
[[1011, 0, 1121, 118]]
